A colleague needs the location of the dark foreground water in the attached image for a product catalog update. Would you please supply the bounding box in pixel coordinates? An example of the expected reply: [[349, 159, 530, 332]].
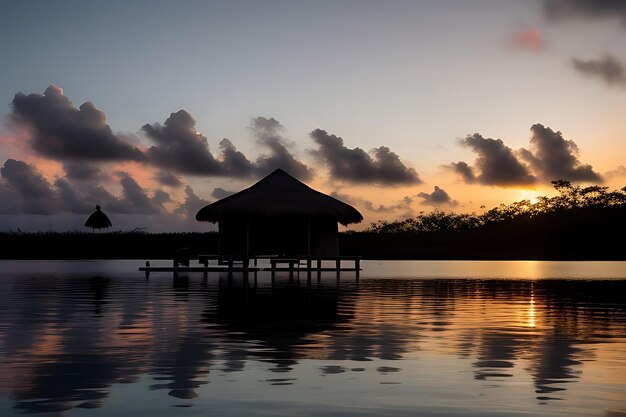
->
[[0, 260, 625, 417]]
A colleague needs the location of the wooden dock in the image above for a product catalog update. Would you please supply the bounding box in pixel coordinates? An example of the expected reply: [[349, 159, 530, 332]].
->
[[139, 255, 361, 276]]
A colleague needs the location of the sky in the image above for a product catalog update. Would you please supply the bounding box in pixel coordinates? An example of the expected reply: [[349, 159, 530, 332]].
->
[[1, 0, 625, 232]]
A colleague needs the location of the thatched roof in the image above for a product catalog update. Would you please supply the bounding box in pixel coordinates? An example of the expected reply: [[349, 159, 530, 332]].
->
[[85, 205, 112, 229], [196, 169, 363, 226]]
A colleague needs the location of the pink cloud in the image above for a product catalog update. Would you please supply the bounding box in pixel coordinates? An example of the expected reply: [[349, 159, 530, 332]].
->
[[511, 29, 546, 52]]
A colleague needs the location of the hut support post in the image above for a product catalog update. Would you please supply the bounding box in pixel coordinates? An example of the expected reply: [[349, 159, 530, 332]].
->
[[245, 216, 250, 268], [307, 216, 311, 257]]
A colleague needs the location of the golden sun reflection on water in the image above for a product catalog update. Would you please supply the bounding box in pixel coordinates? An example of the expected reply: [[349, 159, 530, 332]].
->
[[0, 262, 625, 417]]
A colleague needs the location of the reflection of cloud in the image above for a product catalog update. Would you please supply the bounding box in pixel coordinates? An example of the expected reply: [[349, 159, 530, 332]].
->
[[531, 335, 581, 399], [572, 54, 626, 88], [311, 128, 420, 185], [1, 274, 622, 412]]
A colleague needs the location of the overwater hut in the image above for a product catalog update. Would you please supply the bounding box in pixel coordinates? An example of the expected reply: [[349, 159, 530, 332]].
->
[[196, 169, 362, 259]]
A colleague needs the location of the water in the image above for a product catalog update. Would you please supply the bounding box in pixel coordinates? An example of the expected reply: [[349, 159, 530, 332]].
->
[[0, 260, 625, 416]]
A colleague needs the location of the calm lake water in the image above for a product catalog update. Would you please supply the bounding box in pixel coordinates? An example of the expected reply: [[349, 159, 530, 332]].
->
[[1, 260, 625, 417]]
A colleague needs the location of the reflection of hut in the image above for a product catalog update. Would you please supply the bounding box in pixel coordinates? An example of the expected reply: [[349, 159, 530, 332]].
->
[[85, 205, 112, 232], [196, 169, 362, 258]]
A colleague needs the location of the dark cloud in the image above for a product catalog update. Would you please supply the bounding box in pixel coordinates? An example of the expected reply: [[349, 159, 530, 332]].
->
[[144, 111, 226, 176], [418, 186, 458, 206], [0, 159, 60, 214], [63, 162, 107, 182], [211, 187, 235, 199], [330, 191, 414, 213], [143, 111, 256, 177], [448, 161, 476, 183], [11, 86, 145, 162], [543, 0, 626, 25], [154, 171, 182, 187], [571, 54, 626, 87], [0, 158, 171, 217], [218, 138, 256, 177], [310, 129, 421, 185], [54, 178, 96, 213], [454, 134, 535, 187], [174, 185, 212, 228], [0, 159, 217, 231], [521, 124, 601, 182], [110, 172, 167, 214], [56, 171, 169, 215], [251, 117, 312, 180], [0, 182, 19, 214]]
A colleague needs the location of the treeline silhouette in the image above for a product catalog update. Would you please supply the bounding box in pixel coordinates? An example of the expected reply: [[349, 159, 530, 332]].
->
[[1, 181, 624, 260], [0, 231, 219, 260], [341, 181, 626, 259], [364, 181, 626, 234]]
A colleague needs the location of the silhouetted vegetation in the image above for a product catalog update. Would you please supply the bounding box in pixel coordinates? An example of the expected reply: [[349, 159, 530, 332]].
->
[[0, 230, 219, 260], [1, 181, 625, 260], [341, 181, 626, 260], [364, 181, 626, 234]]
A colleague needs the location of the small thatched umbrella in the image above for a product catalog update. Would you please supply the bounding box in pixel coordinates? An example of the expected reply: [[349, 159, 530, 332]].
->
[[85, 205, 112, 232]]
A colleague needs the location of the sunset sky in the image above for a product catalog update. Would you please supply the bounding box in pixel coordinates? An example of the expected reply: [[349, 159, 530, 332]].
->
[[1, 0, 625, 232]]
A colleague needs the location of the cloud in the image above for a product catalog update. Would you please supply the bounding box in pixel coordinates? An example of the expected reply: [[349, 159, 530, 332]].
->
[[110, 172, 167, 214], [571, 54, 626, 87], [218, 138, 256, 177], [543, 0, 626, 25], [174, 185, 212, 229], [605, 165, 626, 178], [448, 161, 476, 183], [143, 110, 255, 177], [310, 129, 421, 185], [53, 178, 97, 213], [63, 162, 107, 182], [10, 85, 145, 162], [451, 126, 600, 186], [0, 159, 60, 214], [211, 187, 235, 199], [330, 191, 414, 213], [251, 117, 312, 180], [453, 134, 535, 187], [154, 171, 182, 187], [510, 29, 546, 52], [521, 124, 601, 182], [0, 158, 172, 217], [418, 186, 458, 206], [0, 158, 220, 232]]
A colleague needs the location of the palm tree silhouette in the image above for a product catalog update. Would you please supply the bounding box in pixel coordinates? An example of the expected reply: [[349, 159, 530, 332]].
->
[[85, 205, 112, 232]]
